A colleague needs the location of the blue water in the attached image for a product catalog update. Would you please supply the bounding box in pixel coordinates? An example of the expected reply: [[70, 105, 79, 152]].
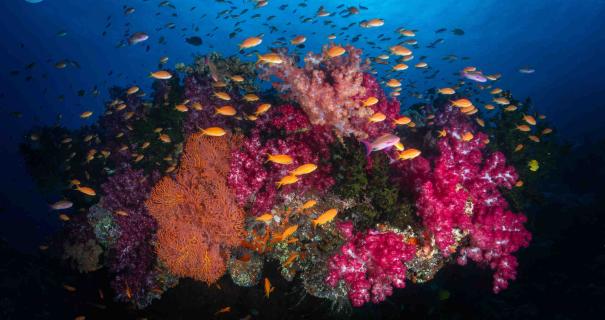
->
[[1, 0, 604, 252]]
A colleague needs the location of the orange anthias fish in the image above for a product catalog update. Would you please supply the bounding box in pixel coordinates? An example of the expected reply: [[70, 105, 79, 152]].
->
[[327, 46, 346, 58], [201, 127, 226, 136], [255, 213, 273, 223], [266, 154, 293, 165], [255, 103, 271, 116], [290, 163, 317, 176], [276, 175, 299, 188], [264, 278, 274, 298], [215, 105, 237, 116], [461, 132, 474, 142], [300, 199, 317, 210], [76, 186, 96, 196], [279, 225, 298, 241], [398, 148, 422, 160], [362, 96, 379, 107], [150, 70, 172, 80], [312, 209, 338, 228], [239, 37, 263, 49], [215, 307, 231, 315], [282, 252, 299, 268]]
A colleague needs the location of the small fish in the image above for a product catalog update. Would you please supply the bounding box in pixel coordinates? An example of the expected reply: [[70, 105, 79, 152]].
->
[[128, 32, 149, 45], [243, 93, 259, 102], [392, 63, 409, 71], [290, 163, 317, 176], [126, 86, 139, 95], [214, 91, 231, 101], [528, 159, 539, 172], [519, 67, 535, 74], [201, 127, 226, 136], [516, 125, 531, 132], [264, 278, 274, 298], [59, 214, 70, 221], [215, 105, 237, 116], [514, 144, 524, 152], [390, 45, 412, 56], [528, 135, 540, 143], [76, 186, 96, 196], [50, 200, 73, 210], [493, 97, 510, 105], [326, 46, 346, 58], [398, 148, 421, 160], [393, 116, 412, 126], [279, 225, 298, 240], [150, 70, 172, 80], [451, 98, 472, 108], [542, 128, 553, 135], [240, 37, 263, 49], [461, 132, 474, 142], [159, 134, 171, 143], [185, 36, 203, 46], [255, 103, 271, 116], [80, 111, 93, 118], [475, 118, 485, 127], [362, 96, 379, 107], [362, 133, 400, 156], [276, 175, 298, 188], [368, 112, 386, 122], [255, 213, 273, 222], [282, 252, 299, 268], [230, 75, 244, 82], [215, 307, 231, 315], [300, 200, 317, 210], [291, 35, 306, 45], [515, 180, 524, 187], [462, 71, 487, 82], [386, 79, 401, 87], [257, 53, 283, 64], [312, 209, 338, 228], [63, 284, 77, 292], [523, 114, 537, 126], [175, 104, 189, 112], [438, 87, 456, 95], [266, 154, 293, 165]]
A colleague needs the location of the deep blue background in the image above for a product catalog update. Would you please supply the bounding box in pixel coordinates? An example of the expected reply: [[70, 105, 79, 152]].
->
[[1, 0, 604, 252]]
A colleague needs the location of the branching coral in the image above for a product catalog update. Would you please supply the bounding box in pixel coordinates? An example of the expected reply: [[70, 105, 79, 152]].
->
[[146, 132, 245, 284], [260, 45, 399, 138], [228, 104, 335, 215]]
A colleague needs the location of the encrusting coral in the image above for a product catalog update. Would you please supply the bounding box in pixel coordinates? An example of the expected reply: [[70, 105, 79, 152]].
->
[[146, 131, 245, 284]]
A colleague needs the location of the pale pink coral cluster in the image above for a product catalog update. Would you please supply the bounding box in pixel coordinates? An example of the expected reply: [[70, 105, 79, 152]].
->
[[326, 221, 416, 307], [261, 46, 399, 138]]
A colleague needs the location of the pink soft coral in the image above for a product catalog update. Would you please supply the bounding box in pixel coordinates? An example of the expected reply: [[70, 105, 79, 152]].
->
[[260, 46, 399, 138], [326, 222, 416, 307], [228, 104, 335, 215]]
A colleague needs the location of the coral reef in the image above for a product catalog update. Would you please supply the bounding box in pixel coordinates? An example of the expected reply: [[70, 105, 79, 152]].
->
[[62, 239, 103, 273], [146, 132, 245, 284]]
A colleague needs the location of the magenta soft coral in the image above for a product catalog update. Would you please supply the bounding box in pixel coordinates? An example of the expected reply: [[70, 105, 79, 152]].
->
[[326, 222, 416, 307], [228, 104, 335, 215], [396, 104, 531, 293]]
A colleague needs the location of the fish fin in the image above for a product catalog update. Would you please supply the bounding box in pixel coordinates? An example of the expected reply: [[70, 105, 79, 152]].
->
[[361, 140, 372, 157]]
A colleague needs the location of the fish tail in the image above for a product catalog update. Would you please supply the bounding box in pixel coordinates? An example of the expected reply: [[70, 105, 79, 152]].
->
[[361, 140, 372, 157]]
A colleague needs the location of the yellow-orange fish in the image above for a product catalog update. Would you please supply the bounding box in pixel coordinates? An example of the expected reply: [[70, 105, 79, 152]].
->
[[438, 87, 456, 95], [264, 278, 274, 298], [239, 37, 262, 49], [528, 135, 540, 143], [312, 209, 338, 228], [290, 163, 317, 176], [516, 124, 531, 132], [386, 79, 401, 88], [255, 103, 271, 116], [363, 96, 379, 107], [282, 252, 300, 268], [461, 132, 474, 142], [276, 175, 299, 188], [300, 199, 317, 210], [159, 134, 171, 143], [390, 45, 412, 56], [280, 225, 298, 241], [257, 53, 283, 64], [80, 111, 93, 118], [393, 63, 409, 71], [266, 154, 293, 165], [451, 98, 472, 108], [126, 86, 139, 95], [514, 144, 524, 152], [214, 92, 231, 101], [243, 93, 260, 102], [398, 148, 421, 160], [327, 46, 346, 58], [76, 186, 96, 196], [523, 114, 537, 125], [215, 105, 237, 116], [201, 127, 226, 136], [255, 213, 273, 223], [393, 116, 412, 126], [175, 104, 188, 112], [369, 112, 386, 122], [291, 35, 307, 45], [150, 70, 172, 80]]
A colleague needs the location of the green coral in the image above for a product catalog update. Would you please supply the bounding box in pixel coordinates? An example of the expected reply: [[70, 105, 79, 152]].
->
[[329, 137, 416, 228]]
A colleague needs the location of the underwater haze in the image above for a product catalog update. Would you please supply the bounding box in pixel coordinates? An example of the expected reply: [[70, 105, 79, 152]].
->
[[1, 0, 604, 319]]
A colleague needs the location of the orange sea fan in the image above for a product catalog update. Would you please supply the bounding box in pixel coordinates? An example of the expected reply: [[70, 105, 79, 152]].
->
[[146, 132, 244, 284]]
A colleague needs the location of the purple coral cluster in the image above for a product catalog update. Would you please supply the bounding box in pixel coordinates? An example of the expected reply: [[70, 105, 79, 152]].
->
[[228, 104, 335, 215], [100, 165, 162, 307], [326, 221, 416, 307]]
